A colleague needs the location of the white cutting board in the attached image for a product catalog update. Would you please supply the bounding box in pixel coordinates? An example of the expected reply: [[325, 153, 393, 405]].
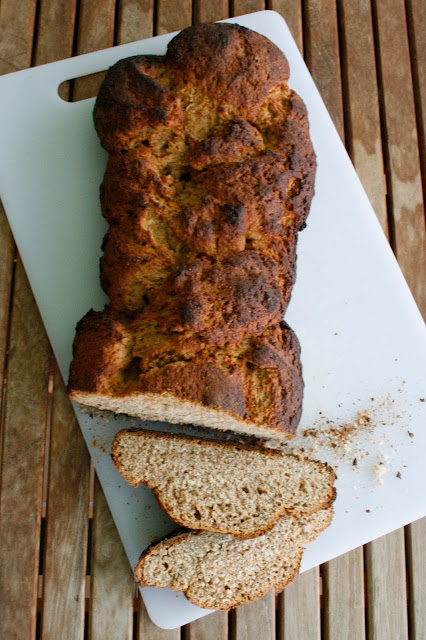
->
[[0, 10, 425, 630]]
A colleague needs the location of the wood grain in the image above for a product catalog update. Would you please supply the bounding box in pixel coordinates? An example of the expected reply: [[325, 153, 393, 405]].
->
[[232, 590, 275, 640], [322, 549, 366, 640], [73, 0, 115, 101], [0, 0, 36, 74], [269, 0, 303, 53], [194, 0, 229, 23], [406, 517, 426, 640], [0, 257, 50, 640], [232, 0, 265, 16], [137, 596, 180, 640], [365, 528, 409, 640], [89, 476, 135, 640], [338, 0, 388, 234], [279, 568, 321, 640], [117, 0, 154, 43], [303, 0, 344, 140], [156, 0, 193, 35], [372, 0, 426, 316], [187, 611, 228, 640]]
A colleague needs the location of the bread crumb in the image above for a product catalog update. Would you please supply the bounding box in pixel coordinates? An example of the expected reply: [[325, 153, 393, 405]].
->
[[373, 462, 386, 477]]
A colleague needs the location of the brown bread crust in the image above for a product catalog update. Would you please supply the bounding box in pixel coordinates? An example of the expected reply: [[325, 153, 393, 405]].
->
[[68, 23, 317, 439]]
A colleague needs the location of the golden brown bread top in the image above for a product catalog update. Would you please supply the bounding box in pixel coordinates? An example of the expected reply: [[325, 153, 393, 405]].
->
[[94, 24, 290, 153], [69, 23, 317, 438]]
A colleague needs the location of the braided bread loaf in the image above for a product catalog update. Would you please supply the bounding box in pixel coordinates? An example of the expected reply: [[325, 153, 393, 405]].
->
[[68, 23, 317, 440]]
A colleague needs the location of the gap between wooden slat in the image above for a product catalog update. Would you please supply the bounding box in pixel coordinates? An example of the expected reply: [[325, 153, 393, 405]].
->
[[0, 250, 17, 480], [41, 356, 55, 519], [369, 0, 396, 252], [30, 0, 43, 67]]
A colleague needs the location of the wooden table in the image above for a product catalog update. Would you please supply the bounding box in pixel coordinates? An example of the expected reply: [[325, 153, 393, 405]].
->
[[0, 1, 424, 638]]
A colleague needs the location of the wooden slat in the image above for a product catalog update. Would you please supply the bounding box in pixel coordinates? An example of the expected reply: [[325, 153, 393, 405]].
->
[[232, 590, 275, 640], [194, 0, 228, 23], [406, 517, 426, 640], [338, 0, 388, 233], [0, 0, 37, 433], [34, 0, 77, 65], [40, 367, 90, 640], [187, 611, 228, 640], [137, 596, 180, 640], [232, 0, 265, 16], [303, 0, 344, 140], [117, 0, 154, 43], [0, 0, 36, 74], [322, 549, 365, 640], [372, 0, 426, 316], [156, 0, 192, 35], [73, 0, 115, 101], [279, 568, 321, 640], [0, 257, 50, 640], [89, 476, 135, 640], [365, 529, 409, 640], [269, 0, 303, 53], [34, 0, 77, 99]]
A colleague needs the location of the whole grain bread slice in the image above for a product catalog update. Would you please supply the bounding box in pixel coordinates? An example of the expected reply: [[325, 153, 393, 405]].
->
[[112, 429, 336, 538], [135, 507, 333, 610]]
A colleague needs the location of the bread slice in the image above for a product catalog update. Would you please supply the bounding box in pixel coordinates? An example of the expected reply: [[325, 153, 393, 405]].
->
[[135, 507, 333, 610], [112, 429, 336, 538]]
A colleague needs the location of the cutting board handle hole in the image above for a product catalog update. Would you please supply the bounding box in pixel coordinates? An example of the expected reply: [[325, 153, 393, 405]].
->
[[58, 70, 107, 102]]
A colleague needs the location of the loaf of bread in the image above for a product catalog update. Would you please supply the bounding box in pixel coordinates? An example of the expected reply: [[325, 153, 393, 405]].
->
[[135, 507, 333, 610], [68, 23, 317, 440], [112, 429, 336, 538]]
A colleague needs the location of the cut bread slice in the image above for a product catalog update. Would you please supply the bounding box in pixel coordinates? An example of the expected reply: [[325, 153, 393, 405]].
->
[[112, 429, 336, 538], [135, 507, 333, 610]]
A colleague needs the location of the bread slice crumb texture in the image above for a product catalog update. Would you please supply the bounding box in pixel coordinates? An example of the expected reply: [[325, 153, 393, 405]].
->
[[135, 508, 333, 610], [112, 430, 336, 538]]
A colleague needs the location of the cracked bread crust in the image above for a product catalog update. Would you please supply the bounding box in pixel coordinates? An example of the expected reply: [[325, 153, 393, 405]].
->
[[68, 23, 317, 439]]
